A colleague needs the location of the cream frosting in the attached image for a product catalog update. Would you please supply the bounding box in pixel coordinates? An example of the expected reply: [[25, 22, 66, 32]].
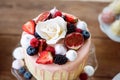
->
[[36, 17, 67, 44]]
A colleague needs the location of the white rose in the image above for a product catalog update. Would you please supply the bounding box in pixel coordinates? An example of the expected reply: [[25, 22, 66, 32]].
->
[[36, 17, 67, 44]]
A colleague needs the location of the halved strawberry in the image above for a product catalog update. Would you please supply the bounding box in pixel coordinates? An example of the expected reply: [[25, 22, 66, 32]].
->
[[65, 14, 78, 23], [36, 51, 53, 64], [36, 11, 51, 23], [22, 20, 36, 35], [64, 32, 84, 50], [45, 46, 55, 56], [38, 39, 47, 54]]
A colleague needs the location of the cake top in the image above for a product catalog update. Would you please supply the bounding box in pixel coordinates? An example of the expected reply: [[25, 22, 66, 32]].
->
[[20, 8, 90, 65]]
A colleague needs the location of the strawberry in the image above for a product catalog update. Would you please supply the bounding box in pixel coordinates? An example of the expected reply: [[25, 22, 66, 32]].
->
[[22, 20, 36, 35], [65, 32, 84, 50], [36, 51, 53, 64], [75, 28, 83, 33], [45, 46, 55, 56], [38, 39, 47, 54], [30, 38, 39, 48], [36, 11, 51, 23], [54, 11, 62, 17], [65, 14, 78, 23]]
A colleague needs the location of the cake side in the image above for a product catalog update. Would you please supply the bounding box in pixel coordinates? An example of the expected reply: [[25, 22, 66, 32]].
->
[[24, 38, 91, 80]]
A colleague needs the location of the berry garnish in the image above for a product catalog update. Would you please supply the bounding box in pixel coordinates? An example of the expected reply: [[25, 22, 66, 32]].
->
[[18, 67, 26, 74], [79, 73, 88, 80], [65, 32, 84, 50], [54, 11, 62, 17], [45, 46, 55, 56], [67, 23, 76, 34], [36, 11, 51, 23], [34, 32, 42, 39], [82, 30, 90, 40], [22, 20, 36, 35], [75, 28, 83, 33], [24, 71, 32, 79], [26, 46, 38, 56], [36, 51, 53, 64], [38, 39, 47, 53], [30, 38, 39, 48], [54, 54, 68, 65], [64, 14, 78, 23]]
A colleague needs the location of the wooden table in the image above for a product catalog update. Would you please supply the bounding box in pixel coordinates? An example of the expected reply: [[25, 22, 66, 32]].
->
[[0, 0, 120, 80]]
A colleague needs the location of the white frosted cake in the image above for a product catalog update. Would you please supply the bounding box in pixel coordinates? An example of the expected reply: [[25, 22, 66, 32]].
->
[[12, 8, 93, 80]]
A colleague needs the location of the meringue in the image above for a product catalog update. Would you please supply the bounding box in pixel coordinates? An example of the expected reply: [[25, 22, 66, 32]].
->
[[76, 21, 87, 30], [55, 44, 67, 55], [20, 32, 34, 48], [12, 47, 24, 59], [84, 65, 95, 77], [12, 59, 24, 70], [66, 50, 77, 61]]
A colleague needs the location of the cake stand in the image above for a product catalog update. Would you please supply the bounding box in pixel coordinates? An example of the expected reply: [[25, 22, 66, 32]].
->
[[11, 43, 98, 80]]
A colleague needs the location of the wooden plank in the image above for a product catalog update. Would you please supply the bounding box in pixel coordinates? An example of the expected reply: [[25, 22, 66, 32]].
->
[[0, 1, 109, 38], [92, 38, 120, 78]]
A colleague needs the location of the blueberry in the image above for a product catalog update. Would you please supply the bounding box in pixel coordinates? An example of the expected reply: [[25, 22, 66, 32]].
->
[[26, 46, 38, 56], [18, 67, 26, 74], [34, 32, 42, 39], [67, 23, 76, 34], [82, 30, 90, 40], [24, 71, 32, 79]]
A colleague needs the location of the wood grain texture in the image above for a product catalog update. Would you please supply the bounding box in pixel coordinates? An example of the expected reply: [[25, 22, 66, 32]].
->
[[0, 0, 120, 80]]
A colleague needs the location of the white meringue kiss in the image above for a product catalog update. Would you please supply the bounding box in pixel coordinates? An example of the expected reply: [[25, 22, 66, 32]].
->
[[20, 32, 34, 48], [84, 65, 95, 76], [12, 47, 24, 59], [36, 17, 67, 44], [66, 50, 77, 61], [76, 21, 87, 30], [12, 59, 24, 70], [55, 44, 67, 55]]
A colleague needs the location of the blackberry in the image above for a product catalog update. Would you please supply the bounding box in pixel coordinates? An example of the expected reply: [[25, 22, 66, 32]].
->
[[26, 46, 38, 56], [82, 30, 90, 40], [24, 71, 32, 79], [54, 54, 68, 65], [34, 32, 42, 39], [67, 23, 76, 34], [18, 67, 26, 74]]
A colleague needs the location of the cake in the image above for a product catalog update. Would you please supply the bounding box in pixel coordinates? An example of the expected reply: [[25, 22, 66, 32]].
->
[[12, 8, 93, 80]]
